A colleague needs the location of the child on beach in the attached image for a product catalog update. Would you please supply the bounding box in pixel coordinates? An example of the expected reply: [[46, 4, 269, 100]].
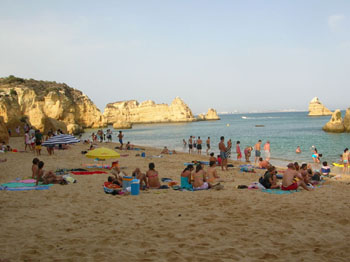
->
[[321, 161, 331, 176], [132, 168, 147, 190], [244, 146, 253, 162], [236, 141, 242, 161], [32, 158, 40, 179]]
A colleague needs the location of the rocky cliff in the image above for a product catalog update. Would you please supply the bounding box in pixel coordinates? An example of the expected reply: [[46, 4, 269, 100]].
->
[[205, 108, 220, 120], [0, 116, 9, 143], [103, 97, 196, 125], [323, 108, 350, 133], [308, 97, 332, 116], [0, 76, 105, 134]]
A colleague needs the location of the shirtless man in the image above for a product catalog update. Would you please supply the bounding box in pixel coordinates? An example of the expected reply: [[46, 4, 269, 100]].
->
[[254, 140, 262, 164], [258, 157, 270, 169], [161, 146, 170, 154], [207, 161, 233, 183], [263, 141, 270, 161], [117, 131, 124, 150], [218, 136, 228, 171], [281, 163, 311, 191], [188, 136, 193, 154], [206, 137, 210, 155], [197, 136, 202, 155]]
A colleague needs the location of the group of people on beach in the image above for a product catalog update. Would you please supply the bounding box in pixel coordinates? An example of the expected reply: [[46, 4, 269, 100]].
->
[[31, 158, 66, 185]]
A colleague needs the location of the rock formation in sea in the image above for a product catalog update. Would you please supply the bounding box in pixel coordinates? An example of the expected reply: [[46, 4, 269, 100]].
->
[[0, 116, 9, 143], [103, 97, 196, 125], [308, 97, 332, 116], [322, 110, 345, 133], [343, 108, 350, 132], [205, 108, 220, 120], [0, 76, 105, 134]]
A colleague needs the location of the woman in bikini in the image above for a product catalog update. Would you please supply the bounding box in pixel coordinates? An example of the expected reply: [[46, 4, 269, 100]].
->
[[342, 148, 349, 174], [193, 164, 209, 190], [146, 162, 161, 189], [181, 164, 194, 190]]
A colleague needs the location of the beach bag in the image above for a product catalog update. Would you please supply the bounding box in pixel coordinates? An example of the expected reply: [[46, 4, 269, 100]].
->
[[259, 176, 271, 189]]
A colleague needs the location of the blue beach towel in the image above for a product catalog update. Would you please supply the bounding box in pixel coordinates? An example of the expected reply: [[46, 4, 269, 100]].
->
[[261, 189, 299, 194]]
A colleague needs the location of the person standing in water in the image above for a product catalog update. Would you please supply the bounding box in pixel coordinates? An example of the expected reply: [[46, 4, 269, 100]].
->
[[206, 137, 210, 155], [263, 141, 271, 161], [117, 131, 124, 150], [254, 140, 262, 164], [236, 141, 242, 161]]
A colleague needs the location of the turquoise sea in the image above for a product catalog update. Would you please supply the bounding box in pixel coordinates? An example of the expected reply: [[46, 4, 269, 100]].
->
[[83, 112, 349, 167]]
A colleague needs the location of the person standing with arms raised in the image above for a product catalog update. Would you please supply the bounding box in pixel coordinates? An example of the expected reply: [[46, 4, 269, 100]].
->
[[218, 136, 228, 171]]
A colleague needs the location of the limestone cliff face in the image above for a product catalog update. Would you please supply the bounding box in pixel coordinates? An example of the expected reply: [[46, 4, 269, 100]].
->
[[205, 108, 220, 120], [0, 76, 105, 134], [0, 116, 9, 143], [322, 110, 345, 133], [103, 97, 196, 124], [343, 108, 350, 132], [308, 97, 332, 116]]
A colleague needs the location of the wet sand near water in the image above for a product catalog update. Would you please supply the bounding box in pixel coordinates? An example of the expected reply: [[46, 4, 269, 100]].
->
[[1, 137, 350, 261]]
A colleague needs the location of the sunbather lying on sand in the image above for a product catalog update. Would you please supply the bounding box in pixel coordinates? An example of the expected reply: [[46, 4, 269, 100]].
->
[[0, 158, 7, 163], [36, 161, 65, 185], [160, 146, 176, 154]]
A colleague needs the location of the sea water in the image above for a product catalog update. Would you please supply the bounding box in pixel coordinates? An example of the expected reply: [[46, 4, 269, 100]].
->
[[82, 112, 349, 167]]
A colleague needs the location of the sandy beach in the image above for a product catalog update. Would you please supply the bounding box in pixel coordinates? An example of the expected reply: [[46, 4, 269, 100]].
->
[[1, 137, 350, 262]]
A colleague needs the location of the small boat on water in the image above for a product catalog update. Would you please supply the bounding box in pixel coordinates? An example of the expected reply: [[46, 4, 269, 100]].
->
[[255, 125, 265, 127], [241, 116, 247, 119]]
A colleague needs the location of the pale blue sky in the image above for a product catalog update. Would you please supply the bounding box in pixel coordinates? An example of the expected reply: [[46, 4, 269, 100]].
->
[[0, 0, 349, 113]]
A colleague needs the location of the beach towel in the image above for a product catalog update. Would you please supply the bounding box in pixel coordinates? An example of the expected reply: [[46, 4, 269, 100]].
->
[[82, 164, 112, 169], [0, 181, 54, 191], [9, 179, 36, 183], [261, 189, 299, 194], [71, 171, 107, 175]]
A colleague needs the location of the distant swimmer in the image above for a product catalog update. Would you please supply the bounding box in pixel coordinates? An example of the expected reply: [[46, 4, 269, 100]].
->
[[296, 146, 301, 154]]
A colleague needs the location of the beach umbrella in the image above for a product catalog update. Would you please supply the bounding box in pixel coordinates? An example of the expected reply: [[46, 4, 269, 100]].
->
[[85, 147, 120, 160], [42, 134, 80, 146]]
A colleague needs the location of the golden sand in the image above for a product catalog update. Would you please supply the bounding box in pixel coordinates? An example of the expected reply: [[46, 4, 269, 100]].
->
[[1, 138, 350, 261]]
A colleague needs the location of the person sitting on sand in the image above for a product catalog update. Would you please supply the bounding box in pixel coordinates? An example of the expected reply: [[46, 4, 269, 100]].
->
[[321, 161, 331, 176], [209, 152, 217, 163], [126, 141, 134, 150], [281, 163, 311, 191], [132, 168, 147, 190], [32, 158, 40, 179], [193, 164, 210, 190], [260, 166, 279, 189], [36, 161, 65, 185], [258, 157, 270, 169], [161, 146, 169, 154], [181, 164, 194, 190], [110, 165, 124, 186], [146, 163, 161, 189], [207, 161, 233, 183]]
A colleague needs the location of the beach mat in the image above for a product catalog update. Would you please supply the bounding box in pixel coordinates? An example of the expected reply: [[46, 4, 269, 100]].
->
[[0, 181, 54, 191], [261, 189, 299, 194], [71, 171, 107, 175], [0, 185, 52, 191]]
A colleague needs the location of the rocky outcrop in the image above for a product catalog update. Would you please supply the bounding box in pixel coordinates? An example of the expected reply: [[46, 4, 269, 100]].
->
[[0, 116, 9, 143], [308, 97, 332, 116], [113, 121, 132, 129], [322, 110, 345, 133], [205, 108, 220, 120], [104, 97, 196, 124], [0, 76, 105, 134], [43, 118, 68, 134], [344, 108, 350, 132]]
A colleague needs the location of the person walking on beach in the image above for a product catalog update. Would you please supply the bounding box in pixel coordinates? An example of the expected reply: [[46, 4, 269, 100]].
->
[[35, 130, 43, 156], [254, 140, 262, 164], [188, 136, 193, 154], [197, 136, 202, 155], [219, 136, 228, 171], [117, 131, 124, 150], [263, 141, 270, 161], [236, 141, 242, 161], [342, 148, 349, 174], [206, 137, 210, 155]]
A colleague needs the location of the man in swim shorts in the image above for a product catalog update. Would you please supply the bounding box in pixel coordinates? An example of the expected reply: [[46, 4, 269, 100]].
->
[[263, 141, 270, 161], [254, 140, 262, 164], [218, 136, 227, 171], [188, 136, 193, 154], [117, 131, 124, 150], [206, 137, 210, 155], [281, 163, 311, 191], [197, 136, 202, 155]]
